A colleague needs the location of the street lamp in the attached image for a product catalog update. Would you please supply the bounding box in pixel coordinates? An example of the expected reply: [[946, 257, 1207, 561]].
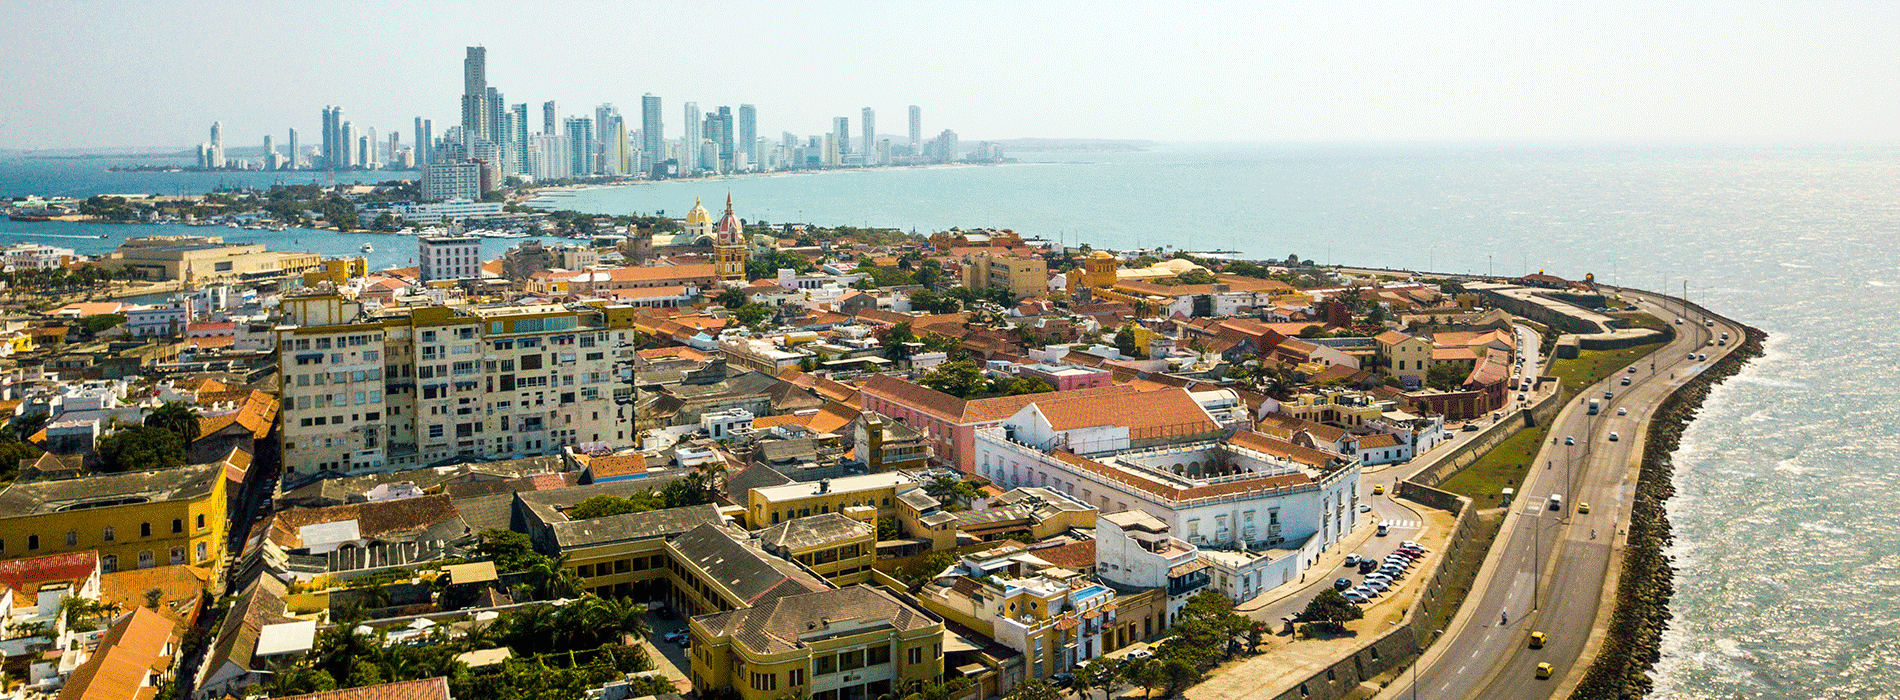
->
[[1411, 626, 1444, 700]]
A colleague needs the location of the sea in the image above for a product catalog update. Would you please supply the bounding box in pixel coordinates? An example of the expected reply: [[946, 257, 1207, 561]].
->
[[5, 143, 1898, 697]]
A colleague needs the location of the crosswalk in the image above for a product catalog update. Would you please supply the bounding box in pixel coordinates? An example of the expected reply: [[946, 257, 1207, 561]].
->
[[1381, 519, 1422, 530]]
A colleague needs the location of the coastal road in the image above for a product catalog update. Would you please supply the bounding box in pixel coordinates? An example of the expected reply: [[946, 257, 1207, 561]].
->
[[1379, 291, 1744, 700]]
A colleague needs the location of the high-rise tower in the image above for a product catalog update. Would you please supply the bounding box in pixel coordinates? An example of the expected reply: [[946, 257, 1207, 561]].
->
[[861, 108, 875, 165], [908, 105, 921, 156], [682, 102, 701, 175], [737, 104, 757, 171], [641, 94, 663, 176], [543, 101, 557, 135], [833, 116, 850, 159], [288, 128, 300, 169]]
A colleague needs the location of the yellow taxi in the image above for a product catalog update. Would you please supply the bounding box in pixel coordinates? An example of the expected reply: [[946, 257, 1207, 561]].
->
[[1536, 663, 1554, 679], [1373, 484, 1385, 495], [1578, 502, 1591, 514], [1529, 631, 1547, 649]]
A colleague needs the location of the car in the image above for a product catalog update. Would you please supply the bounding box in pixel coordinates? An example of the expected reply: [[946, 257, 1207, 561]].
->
[[1359, 560, 1379, 574], [1675, 318, 1684, 325], [1352, 586, 1378, 599], [1377, 524, 1390, 536], [1517, 393, 1527, 402], [1363, 579, 1390, 592], [1394, 549, 1422, 560], [1536, 662, 1554, 679], [1698, 354, 1707, 361], [1123, 649, 1153, 661], [1617, 407, 1628, 416], [1621, 376, 1631, 386], [1344, 554, 1361, 567], [663, 630, 688, 644], [1564, 436, 1575, 445], [1365, 573, 1394, 583], [1604, 390, 1614, 399], [1462, 422, 1481, 432], [1687, 352, 1697, 360], [1578, 502, 1591, 514], [1335, 577, 1353, 590], [1050, 673, 1075, 689], [1530, 631, 1547, 649], [1373, 484, 1385, 495], [1343, 591, 1368, 604], [1359, 503, 1372, 513], [1402, 541, 1425, 550], [1627, 366, 1638, 373], [1608, 432, 1619, 441], [1625, 305, 1638, 311]]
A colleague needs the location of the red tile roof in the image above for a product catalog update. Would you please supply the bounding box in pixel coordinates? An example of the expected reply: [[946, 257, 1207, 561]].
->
[[56, 606, 177, 700], [0, 551, 98, 595]]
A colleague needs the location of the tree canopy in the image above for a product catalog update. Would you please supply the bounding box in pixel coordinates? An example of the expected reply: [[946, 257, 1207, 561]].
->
[[96, 426, 185, 473]]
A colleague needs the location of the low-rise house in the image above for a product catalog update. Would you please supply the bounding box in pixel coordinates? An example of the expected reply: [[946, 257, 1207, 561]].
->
[[54, 606, 179, 700]]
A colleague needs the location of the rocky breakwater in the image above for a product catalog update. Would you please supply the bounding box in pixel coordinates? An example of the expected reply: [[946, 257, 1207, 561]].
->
[[1569, 324, 1766, 700]]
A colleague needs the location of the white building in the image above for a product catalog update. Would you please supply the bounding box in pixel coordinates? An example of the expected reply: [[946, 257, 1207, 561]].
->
[[0, 242, 74, 271], [700, 407, 755, 440], [371, 201, 505, 226], [1094, 511, 1207, 623], [421, 161, 482, 202], [125, 303, 188, 337], [418, 235, 481, 283]]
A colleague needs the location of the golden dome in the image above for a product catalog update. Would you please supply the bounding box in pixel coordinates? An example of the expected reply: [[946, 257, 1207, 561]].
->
[[685, 196, 711, 225], [1090, 251, 1114, 260]]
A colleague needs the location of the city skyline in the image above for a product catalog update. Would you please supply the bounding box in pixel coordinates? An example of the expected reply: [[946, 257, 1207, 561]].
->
[[3, 1, 1898, 150]]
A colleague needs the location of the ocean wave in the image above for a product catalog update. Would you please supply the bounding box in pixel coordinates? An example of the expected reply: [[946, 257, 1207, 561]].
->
[[1731, 375, 1808, 390], [1798, 521, 1849, 535]]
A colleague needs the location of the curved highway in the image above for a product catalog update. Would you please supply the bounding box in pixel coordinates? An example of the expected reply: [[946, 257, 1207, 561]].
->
[[1380, 291, 1745, 700]]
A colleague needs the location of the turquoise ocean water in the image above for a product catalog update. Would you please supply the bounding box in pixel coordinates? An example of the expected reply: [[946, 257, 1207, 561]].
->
[[6, 143, 1899, 697]]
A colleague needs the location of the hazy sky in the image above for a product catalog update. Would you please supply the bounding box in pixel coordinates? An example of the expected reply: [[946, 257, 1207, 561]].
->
[[3, 0, 1897, 149]]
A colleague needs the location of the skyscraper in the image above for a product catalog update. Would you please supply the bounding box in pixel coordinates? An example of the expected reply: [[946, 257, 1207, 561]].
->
[[511, 104, 529, 173], [414, 118, 432, 166], [641, 94, 663, 176], [833, 116, 850, 159], [706, 106, 733, 172], [564, 117, 595, 176], [543, 101, 557, 135], [682, 102, 701, 175], [288, 128, 300, 169], [595, 104, 622, 176], [322, 107, 336, 166], [909, 105, 921, 156], [365, 127, 378, 168], [861, 108, 875, 165], [737, 104, 757, 172], [339, 121, 356, 169], [462, 47, 489, 146], [486, 87, 505, 145]]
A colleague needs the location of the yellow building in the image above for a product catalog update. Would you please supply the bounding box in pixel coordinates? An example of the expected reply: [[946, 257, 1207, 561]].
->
[[301, 256, 369, 287], [538, 503, 723, 600], [664, 523, 833, 617], [746, 473, 919, 529], [713, 194, 749, 283], [916, 553, 1117, 680], [691, 585, 946, 700], [0, 463, 227, 577], [961, 253, 1048, 301], [754, 513, 876, 586]]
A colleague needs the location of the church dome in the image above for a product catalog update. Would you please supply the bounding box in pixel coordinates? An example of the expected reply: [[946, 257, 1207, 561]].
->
[[1090, 251, 1114, 260], [685, 197, 711, 226]]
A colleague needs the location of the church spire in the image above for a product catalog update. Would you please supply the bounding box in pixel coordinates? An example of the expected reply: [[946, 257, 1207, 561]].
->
[[725, 192, 733, 214]]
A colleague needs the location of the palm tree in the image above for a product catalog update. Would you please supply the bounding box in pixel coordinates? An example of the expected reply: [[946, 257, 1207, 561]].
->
[[608, 597, 651, 642]]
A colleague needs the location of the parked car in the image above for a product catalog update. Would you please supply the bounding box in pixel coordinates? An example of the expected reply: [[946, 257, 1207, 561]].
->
[[1363, 579, 1390, 592], [1343, 591, 1368, 604], [663, 630, 688, 644], [1344, 554, 1361, 567], [1402, 541, 1425, 551], [1359, 560, 1379, 574], [1352, 586, 1378, 599], [1335, 577, 1353, 590], [1051, 673, 1075, 688]]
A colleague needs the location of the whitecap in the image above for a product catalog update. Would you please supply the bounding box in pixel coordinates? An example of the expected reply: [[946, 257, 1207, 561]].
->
[[1773, 459, 1809, 475], [1798, 521, 1848, 535], [1869, 280, 1891, 287], [1779, 262, 1813, 269], [1732, 375, 1808, 390], [1713, 638, 1749, 658]]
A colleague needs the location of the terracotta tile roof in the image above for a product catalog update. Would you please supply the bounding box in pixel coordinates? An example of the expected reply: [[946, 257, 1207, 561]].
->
[[274, 677, 453, 700], [1027, 387, 1216, 434], [100, 565, 210, 626], [1431, 347, 1479, 362], [1374, 330, 1413, 345], [1225, 430, 1339, 469], [639, 346, 710, 362], [56, 606, 177, 700], [195, 390, 277, 441], [0, 551, 98, 596], [537, 263, 716, 284], [268, 494, 462, 548], [1358, 433, 1403, 448], [1031, 540, 1096, 570], [585, 453, 649, 479]]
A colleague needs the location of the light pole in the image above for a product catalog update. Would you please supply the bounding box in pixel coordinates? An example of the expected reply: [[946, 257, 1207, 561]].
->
[[1411, 626, 1444, 700]]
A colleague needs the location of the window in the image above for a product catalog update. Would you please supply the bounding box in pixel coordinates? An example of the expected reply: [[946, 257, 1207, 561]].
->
[[170, 547, 186, 565], [102, 554, 118, 573], [868, 645, 891, 665], [197, 514, 206, 529], [141, 522, 152, 537], [66, 530, 77, 546], [908, 647, 923, 665], [749, 672, 778, 691], [173, 519, 183, 534], [27, 534, 38, 550], [788, 668, 806, 687], [138, 550, 154, 568], [197, 542, 208, 563], [840, 650, 864, 671], [104, 526, 115, 542]]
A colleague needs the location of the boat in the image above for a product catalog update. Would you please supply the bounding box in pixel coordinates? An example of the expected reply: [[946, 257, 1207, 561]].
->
[[225, 222, 239, 228], [361, 243, 373, 253]]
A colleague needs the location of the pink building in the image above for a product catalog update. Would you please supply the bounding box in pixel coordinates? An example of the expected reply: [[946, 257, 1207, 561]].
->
[[856, 375, 1143, 472], [1014, 363, 1113, 392]]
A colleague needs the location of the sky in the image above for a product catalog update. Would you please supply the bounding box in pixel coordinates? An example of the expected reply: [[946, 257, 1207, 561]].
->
[[2, 0, 1897, 150]]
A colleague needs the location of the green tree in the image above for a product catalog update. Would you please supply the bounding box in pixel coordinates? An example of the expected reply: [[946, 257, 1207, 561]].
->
[[733, 304, 772, 327], [882, 322, 917, 361], [144, 401, 200, 444], [567, 491, 668, 520], [1297, 324, 1327, 338], [1299, 589, 1364, 633], [715, 288, 749, 308], [1425, 361, 1468, 391], [917, 360, 989, 399], [1113, 324, 1141, 358], [1123, 657, 1165, 700], [95, 426, 185, 473], [81, 314, 126, 335], [1006, 678, 1064, 700], [1076, 657, 1123, 700], [475, 529, 548, 573]]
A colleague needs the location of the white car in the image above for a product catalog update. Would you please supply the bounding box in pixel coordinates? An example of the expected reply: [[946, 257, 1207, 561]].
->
[[1608, 432, 1620, 441], [1359, 504, 1372, 513], [1617, 407, 1628, 416]]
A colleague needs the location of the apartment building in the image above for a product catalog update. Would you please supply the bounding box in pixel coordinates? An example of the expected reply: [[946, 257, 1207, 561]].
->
[[276, 293, 640, 479], [690, 586, 945, 700]]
